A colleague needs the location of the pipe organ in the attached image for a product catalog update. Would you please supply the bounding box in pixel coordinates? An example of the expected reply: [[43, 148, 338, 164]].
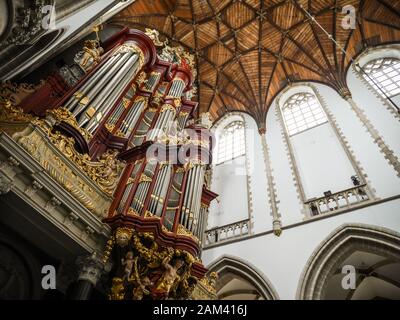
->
[[6, 28, 218, 300]]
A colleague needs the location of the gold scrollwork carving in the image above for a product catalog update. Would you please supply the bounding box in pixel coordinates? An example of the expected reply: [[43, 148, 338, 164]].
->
[[109, 229, 200, 300], [47, 107, 92, 141], [0, 103, 123, 200], [160, 104, 176, 114], [135, 71, 147, 87], [0, 81, 44, 106], [139, 174, 152, 184], [177, 224, 199, 243]]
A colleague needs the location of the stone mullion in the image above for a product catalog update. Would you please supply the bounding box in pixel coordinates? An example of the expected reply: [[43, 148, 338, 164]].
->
[[259, 129, 282, 236]]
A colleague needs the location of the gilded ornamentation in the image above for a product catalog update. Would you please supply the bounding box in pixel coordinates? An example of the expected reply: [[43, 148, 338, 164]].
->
[[127, 207, 140, 216], [15, 126, 111, 217], [119, 44, 145, 67], [136, 71, 147, 88], [174, 98, 182, 108], [105, 123, 115, 133], [160, 104, 176, 114], [191, 272, 218, 300], [150, 91, 164, 107], [110, 278, 125, 300], [74, 40, 104, 73], [0, 81, 44, 106], [139, 173, 152, 184], [177, 224, 199, 243], [0, 97, 36, 123], [102, 238, 115, 264], [46, 107, 92, 140], [0, 103, 123, 214], [115, 227, 134, 247], [109, 230, 200, 300], [144, 210, 154, 218], [145, 28, 165, 47], [46, 130, 123, 196], [184, 159, 206, 171]]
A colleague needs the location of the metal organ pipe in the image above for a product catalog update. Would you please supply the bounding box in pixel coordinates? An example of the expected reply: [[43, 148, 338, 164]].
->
[[107, 101, 126, 126], [68, 52, 131, 117], [181, 167, 195, 227], [184, 166, 196, 229], [148, 167, 164, 214], [118, 183, 133, 214], [168, 79, 185, 98], [83, 53, 141, 132], [149, 165, 169, 214], [64, 53, 120, 110], [133, 182, 145, 212], [144, 73, 161, 92], [155, 167, 172, 216], [177, 114, 189, 131], [121, 99, 145, 137], [192, 167, 205, 235], [148, 111, 167, 140], [187, 166, 201, 231]]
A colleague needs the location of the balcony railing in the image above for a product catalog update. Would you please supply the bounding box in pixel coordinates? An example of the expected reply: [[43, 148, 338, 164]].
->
[[204, 219, 250, 246], [305, 185, 370, 217]]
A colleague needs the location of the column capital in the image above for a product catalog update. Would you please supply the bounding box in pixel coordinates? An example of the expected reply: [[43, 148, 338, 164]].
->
[[0, 173, 13, 195], [258, 123, 266, 135], [273, 219, 282, 237], [76, 252, 108, 286], [338, 87, 352, 101]]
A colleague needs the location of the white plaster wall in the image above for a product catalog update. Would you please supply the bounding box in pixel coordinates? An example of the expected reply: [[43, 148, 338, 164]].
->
[[208, 113, 271, 233], [316, 83, 400, 198], [290, 123, 356, 200], [266, 107, 304, 226], [347, 68, 400, 158], [202, 199, 400, 300], [208, 156, 248, 228], [242, 113, 271, 233]]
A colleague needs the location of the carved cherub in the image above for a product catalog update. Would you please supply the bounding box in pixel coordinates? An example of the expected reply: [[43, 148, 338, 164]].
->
[[121, 251, 135, 281], [152, 256, 185, 299], [133, 276, 153, 300], [74, 40, 104, 73]]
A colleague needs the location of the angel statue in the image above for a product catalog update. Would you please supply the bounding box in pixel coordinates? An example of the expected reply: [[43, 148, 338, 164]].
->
[[151, 256, 185, 299], [74, 40, 104, 73], [145, 28, 165, 47]]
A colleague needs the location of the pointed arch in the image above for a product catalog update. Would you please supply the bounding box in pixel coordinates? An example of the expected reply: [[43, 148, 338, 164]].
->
[[207, 255, 279, 300], [296, 224, 400, 300]]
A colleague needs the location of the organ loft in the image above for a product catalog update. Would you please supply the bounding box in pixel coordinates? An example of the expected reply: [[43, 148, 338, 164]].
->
[[0, 0, 399, 301]]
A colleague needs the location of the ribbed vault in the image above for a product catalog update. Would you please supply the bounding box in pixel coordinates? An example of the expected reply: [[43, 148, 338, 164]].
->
[[111, 0, 400, 126]]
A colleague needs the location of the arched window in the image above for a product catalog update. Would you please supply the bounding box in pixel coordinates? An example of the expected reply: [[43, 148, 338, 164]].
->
[[282, 92, 327, 136], [362, 58, 400, 98], [217, 120, 245, 164]]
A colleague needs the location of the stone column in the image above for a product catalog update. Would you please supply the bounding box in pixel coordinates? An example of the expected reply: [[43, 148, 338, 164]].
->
[[259, 126, 282, 236], [70, 252, 106, 300]]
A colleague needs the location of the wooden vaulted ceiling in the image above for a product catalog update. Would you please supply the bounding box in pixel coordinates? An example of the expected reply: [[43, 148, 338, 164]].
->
[[112, 0, 400, 126]]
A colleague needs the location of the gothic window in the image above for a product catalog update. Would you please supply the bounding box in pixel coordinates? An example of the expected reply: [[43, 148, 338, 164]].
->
[[362, 58, 400, 98], [282, 92, 327, 136], [217, 120, 245, 164]]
